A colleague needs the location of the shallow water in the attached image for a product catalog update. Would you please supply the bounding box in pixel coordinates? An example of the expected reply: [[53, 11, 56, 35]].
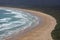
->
[[0, 8, 39, 40]]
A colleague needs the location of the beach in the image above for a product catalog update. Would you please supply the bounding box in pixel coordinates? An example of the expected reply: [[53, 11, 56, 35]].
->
[[0, 7, 57, 40], [15, 8, 57, 40]]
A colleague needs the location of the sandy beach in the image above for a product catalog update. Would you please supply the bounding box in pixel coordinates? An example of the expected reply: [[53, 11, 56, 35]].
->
[[15, 8, 57, 40], [0, 7, 57, 40]]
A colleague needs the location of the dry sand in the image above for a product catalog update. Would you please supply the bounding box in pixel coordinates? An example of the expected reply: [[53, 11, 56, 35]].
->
[[16, 9, 57, 40], [0, 7, 57, 40]]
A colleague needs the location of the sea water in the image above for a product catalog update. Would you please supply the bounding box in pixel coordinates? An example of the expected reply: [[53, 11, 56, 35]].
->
[[0, 8, 39, 40]]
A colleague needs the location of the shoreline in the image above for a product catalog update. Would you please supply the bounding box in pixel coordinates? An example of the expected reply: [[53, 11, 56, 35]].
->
[[0, 7, 57, 40], [15, 8, 57, 40]]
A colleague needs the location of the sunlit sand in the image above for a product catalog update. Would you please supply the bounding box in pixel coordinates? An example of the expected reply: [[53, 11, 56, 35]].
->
[[0, 7, 57, 40]]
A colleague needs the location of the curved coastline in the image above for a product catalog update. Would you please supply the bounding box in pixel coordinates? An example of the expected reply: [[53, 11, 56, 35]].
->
[[13, 7, 57, 40], [0, 7, 57, 40], [0, 7, 40, 40]]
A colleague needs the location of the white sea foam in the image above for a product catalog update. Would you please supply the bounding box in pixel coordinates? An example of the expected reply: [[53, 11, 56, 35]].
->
[[0, 8, 39, 40], [0, 18, 11, 22]]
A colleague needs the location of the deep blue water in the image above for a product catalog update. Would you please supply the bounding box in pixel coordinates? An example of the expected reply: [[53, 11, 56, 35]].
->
[[0, 0, 60, 8]]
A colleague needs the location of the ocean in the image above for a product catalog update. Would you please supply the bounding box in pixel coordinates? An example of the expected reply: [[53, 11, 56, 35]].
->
[[0, 8, 39, 40]]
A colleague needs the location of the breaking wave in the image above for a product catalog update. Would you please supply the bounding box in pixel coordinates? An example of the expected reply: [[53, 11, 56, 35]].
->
[[0, 8, 39, 40]]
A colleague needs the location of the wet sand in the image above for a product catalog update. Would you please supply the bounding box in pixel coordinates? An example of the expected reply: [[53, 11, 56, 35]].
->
[[16, 9, 57, 40], [0, 7, 57, 40]]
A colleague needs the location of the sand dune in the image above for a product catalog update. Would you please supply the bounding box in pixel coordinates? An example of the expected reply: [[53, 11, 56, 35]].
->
[[0, 7, 57, 40]]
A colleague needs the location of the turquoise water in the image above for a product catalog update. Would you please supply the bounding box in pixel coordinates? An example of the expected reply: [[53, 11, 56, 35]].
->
[[0, 8, 39, 40]]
